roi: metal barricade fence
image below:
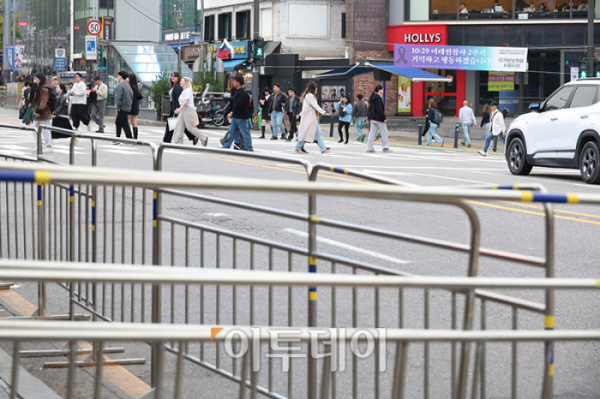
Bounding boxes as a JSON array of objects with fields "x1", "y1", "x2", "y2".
[
  {"x1": 0, "y1": 163, "x2": 597, "y2": 398},
  {"x1": 0, "y1": 124, "x2": 586, "y2": 398},
  {"x1": 0, "y1": 261, "x2": 598, "y2": 399}
]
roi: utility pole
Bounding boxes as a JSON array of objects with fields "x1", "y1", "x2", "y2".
[
  {"x1": 174, "y1": 1, "x2": 183, "y2": 68},
  {"x1": 12, "y1": 0, "x2": 15, "y2": 46},
  {"x1": 252, "y1": 0, "x2": 260, "y2": 119},
  {"x1": 200, "y1": 0, "x2": 204, "y2": 78},
  {"x1": 588, "y1": 0, "x2": 595, "y2": 78},
  {"x1": 70, "y1": 0, "x2": 74, "y2": 70},
  {"x1": 3, "y1": 0, "x2": 11, "y2": 83}
]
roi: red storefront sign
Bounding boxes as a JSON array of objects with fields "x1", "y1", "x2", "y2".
[{"x1": 386, "y1": 25, "x2": 448, "y2": 52}]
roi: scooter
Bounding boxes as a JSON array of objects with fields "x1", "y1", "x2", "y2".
[{"x1": 196, "y1": 84, "x2": 228, "y2": 127}]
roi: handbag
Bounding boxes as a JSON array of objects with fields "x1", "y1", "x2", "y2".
[
  {"x1": 167, "y1": 117, "x2": 178, "y2": 131},
  {"x1": 18, "y1": 106, "x2": 26, "y2": 120}
]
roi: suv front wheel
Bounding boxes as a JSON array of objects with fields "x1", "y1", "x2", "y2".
[
  {"x1": 580, "y1": 141, "x2": 600, "y2": 184},
  {"x1": 507, "y1": 137, "x2": 533, "y2": 176}
]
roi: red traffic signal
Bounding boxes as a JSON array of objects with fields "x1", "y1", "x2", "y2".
[{"x1": 17, "y1": 22, "x2": 28, "y2": 26}]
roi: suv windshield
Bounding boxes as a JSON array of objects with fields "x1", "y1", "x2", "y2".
[{"x1": 545, "y1": 86, "x2": 575, "y2": 111}]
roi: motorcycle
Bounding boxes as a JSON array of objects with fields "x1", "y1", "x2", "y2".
[{"x1": 195, "y1": 84, "x2": 228, "y2": 128}]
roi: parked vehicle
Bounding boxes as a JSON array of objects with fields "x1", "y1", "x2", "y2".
[
  {"x1": 505, "y1": 79, "x2": 600, "y2": 184},
  {"x1": 195, "y1": 84, "x2": 227, "y2": 127}
]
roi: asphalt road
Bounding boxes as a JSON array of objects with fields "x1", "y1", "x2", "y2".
[{"x1": 0, "y1": 107, "x2": 598, "y2": 399}]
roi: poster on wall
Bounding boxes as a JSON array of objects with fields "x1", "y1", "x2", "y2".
[
  {"x1": 14, "y1": 45, "x2": 23, "y2": 71},
  {"x1": 488, "y1": 72, "x2": 515, "y2": 91},
  {"x1": 397, "y1": 76, "x2": 412, "y2": 113},
  {"x1": 321, "y1": 86, "x2": 330, "y2": 100},
  {"x1": 394, "y1": 44, "x2": 528, "y2": 72}
]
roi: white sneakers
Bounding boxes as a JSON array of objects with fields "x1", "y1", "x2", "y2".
[
  {"x1": 42, "y1": 147, "x2": 53, "y2": 154},
  {"x1": 87, "y1": 124, "x2": 91, "y2": 132},
  {"x1": 478, "y1": 150, "x2": 487, "y2": 157}
]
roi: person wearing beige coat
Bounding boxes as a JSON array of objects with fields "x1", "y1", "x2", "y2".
[{"x1": 295, "y1": 81, "x2": 331, "y2": 154}]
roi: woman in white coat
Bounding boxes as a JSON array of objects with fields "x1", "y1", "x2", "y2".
[{"x1": 295, "y1": 81, "x2": 331, "y2": 154}]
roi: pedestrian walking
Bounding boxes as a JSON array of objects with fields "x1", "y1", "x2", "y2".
[
  {"x1": 268, "y1": 83, "x2": 287, "y2": 140},
  {"x1": 426, "y1": 99, "x2": 444, "y2": 147},
  {"x1": 126, "y1": 74, "x2": 144, "y2": 140},
  {"x1": 222, "y1": 75, "x2": 253, "y2": 151},
  {"x1": 114, "y1": 71, "x2": 134, "y2": 142},
  {"x1": 480, "y1": 103, "x2": 492, "y2": 148},
  {"x1": 335, "y1": 96, "x2": 353, "y2": 144},
  {"x1": 478, "y1": 101, "x2": 506, "y2": 157},
  {"x1": 69, "y1": 72, "x2": 92, "y2": 132},
  {"x1": 173, "y1": 77, "x2": 208, "y2": 146},
  {"x1": 21, "y1": 81, "x2": 35, "y2": 128},
  {"x1": 163, "y1": 72, "x2": 197, "y2": 144},
  {"x1": 286, "y1": 87, "x2": 301, "y2": 141},
  {"x1": 51, "y1": 83, "x2": 75, "y2": 140},
  {"x1": 352, "y1": 94, "x2": 368, "y2": 142},
  {"x1": 366, "y1": 85, "x2": 391, "y2": 153},
  {"x1": 51, "y1": 76, "x2": 59, "y2": 96},
  {"x1": 219, "y1": 83, "x2": 247, "y2": 150},
  {"x1": 295, "y1": 81, "x2": 331, "y2": 154},
  {"x1": 91, "y1": 76, "x2": 107, "y2": 133},
  {"x1": 258, "y1": 87, "x2": 271, "y2": 139},
  {"x1": 459, "y1": 100, "x2": 476, "y2": 148},
  {"x1": 31, "y1": 72, "x2": 54, "y2": 153}
]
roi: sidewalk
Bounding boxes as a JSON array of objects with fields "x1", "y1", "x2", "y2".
[{"x1": 318, "y1": 122, "x2": 506, "y2": 154}]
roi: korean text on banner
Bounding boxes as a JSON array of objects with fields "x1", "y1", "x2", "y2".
[
  {"x1": 4, "y1": 46, "x2": 14, "y2": 71},
  {"x1": 488, "y1": 71, "x2": 515, "y2": 91},
  {"x1": 397, "y1": 76, "x2": 412, "y2": 113},
  {"x1": 394, "y1": 44, "x2": 528, "y2": 72}
]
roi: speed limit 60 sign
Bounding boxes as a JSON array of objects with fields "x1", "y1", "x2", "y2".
[{"x1": 87, "y1": 20, "x2": 102, "y2": 36}]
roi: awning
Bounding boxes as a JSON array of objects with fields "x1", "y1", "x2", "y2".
[
  {"x1": 367, "y1": 63, "x2": 452, "y2": 82},
  {"x1": 264, "y1": 41, "x2": 281, "y2": 57},
  {"x1": 313, "y1": 62, "x2": 451, "y2": 82},
  {"x1": 221, "y1": 58, "x2": 249, "y2": 71}
]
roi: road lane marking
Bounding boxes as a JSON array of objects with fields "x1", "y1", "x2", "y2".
[
  {"x1": 284, "y1": 228, "x2": 410, "y2": 264},
  {"x1": 500, "y1": 201, "x2": 600, "y2": 219}
]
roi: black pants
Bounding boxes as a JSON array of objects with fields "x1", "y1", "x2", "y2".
[
  {"x1": 115, "y1": 110, "x2": 132, "y2": 139},
  {"x1": 163, "y1": 120, "x2": 195, "y2": 143},
  {"x1": 338, "y1": 121, "x2": 350, "y2": 142},
  {"x1": 71, "y1": 104, "x2": 90, "y2": 129},
  {"x1": 288, "y1": 112, "x2": 297, "y2": 137}
]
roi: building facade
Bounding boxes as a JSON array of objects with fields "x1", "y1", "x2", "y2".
[{"x1": 389, "y1": 0, "x2": 599, "y2": 116}]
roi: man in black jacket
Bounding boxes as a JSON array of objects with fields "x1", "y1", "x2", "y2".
[
  {"x1": 286, "y1": 87, "x2": 301, "y2": 141},
  {"x1": 268, "y1": 83, "x2": 287, "y2": 140},
  {"x1": 221, "y1": 75, "x2": 253, "y2": 151},
  {"x1": 366, "y1": 84, "x2": 391, "y2": 153}
]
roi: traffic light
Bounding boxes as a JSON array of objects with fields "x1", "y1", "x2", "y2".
[
  {"x1": 595, "y1": 60, "x2": 600, "y2": 78},
  {"x1": 579, "y1": 60, "x2": 588, "y2": 79},
  {"x1": 252, "y1": 37, "x2": 265, "y2": 60}
]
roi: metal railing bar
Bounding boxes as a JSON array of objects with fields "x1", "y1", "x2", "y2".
[
  {"x1": 0, "y1": 260, "x2": 597, "y2": 290},
  {"x1": 474, "y1": 289, "x2": 545, "y2": 314},
  {"x1": 0, "y1": 321, "x2": 599, "y2": 342}
]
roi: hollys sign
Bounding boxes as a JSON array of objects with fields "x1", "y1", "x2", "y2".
[{"x1": 386, "y1": 24, "x2": 448, "y2": 51}]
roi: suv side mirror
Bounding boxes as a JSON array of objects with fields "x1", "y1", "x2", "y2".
[{"x1": 529, "y1": 103, "x2": 541, "y2": 112}]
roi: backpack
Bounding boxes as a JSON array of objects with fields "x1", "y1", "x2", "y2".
[
  {"x1": 47, "y1": 90, "x2": 56, "y2": 112},
  {"x1": 501, "y1": 108, "x2": 509, "y2": 119},
  {"x1": 433, "y1": 109, "x2": 444, "y2": 124}
]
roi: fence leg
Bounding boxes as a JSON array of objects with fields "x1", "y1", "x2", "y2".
[
  {"x1": 34, "y1": 182, "x2": 47, "y2": 316},
  {"x1": 542, "y1": 202, "x2": 555, "y2": 399},
  {"x1": 307, "y1": 190, "x2": 318, "y2": 399},
  {"x1": 454, "y1": 123, "x2": 459, "y2": 149},
  {"x1": 418, "y1": 123, "x2": 423, "y2": 145}
]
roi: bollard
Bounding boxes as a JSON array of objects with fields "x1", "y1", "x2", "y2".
[
  {"x1": 418, "y1": 123, "x2": 423, "y2": 145},
  {"x1": 329, "y1": 114, "x2": 335, "y2": 138},
  {"x1": 454, "y1": 123, "x2": 459, "y2": 149}
]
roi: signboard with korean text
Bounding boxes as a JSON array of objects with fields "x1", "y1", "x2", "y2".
[
  {"x1": 55, "y1": 49, "x2": 66, "y2": 71},
  {"x1": 85, "y1": 35, "x2": 97, "y2": 60},
  {"x1": 394, "y1": 44, "x2": 528, "y2": 72},
  {"x1": 488, "y1": 71, "x2": 515, "y2": 91},
  {"x1": 397, "y1": 75, "x2": 412, "y2": 113},
  {"x1": 102, "y1": 17, "x2": 114, "y2": 41},
  {"x1": 4, "y1": 45, "x2": 14, "y2": 71},
  {"x1": 53, "y1": 34, "x2": 67, "y2": 43},
  {"x1": 206, "y1": 41, "x2": 249, "y2": 60}
]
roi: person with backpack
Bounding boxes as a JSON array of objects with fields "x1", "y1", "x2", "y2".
[
  {"x1": 459, "y1": 100, "x2": 477, "y2": 148},
  {"x1": 426, "y1": 99, "x2": 444, "y2": 147},
  {"x1": 31, "y1": 73, "x2": 54, "y2": 154},
  {"x1": 69, "y1": 72, "x2": 92, "y2": 132},
  {"x1": 366, "y1": 84, "x2": 391, "y2": 153},
  {"x1": 222, "y1": 75, "x2": 253, "y2": 151},
  {"x1": 478, "y1": 101, "x2": 506, "y2": 157}
]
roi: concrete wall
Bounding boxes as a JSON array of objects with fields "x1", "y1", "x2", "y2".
[{"x1": 115, "y1": 0, "x2": 161, "y2": 42}]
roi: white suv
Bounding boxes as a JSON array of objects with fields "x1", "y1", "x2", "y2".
[{"x1": 506, "y1": 79, "x2": 600, "y2": 183}]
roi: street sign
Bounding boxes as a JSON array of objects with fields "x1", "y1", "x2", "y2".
[
  {"x1": 55, "y1": 49, "x2": 66, "y2": 71},
  {"x1": 87, "y1": 20, "x2": 102, "y2": 36},
  {"x1": 53, "y1": 34, "x2": 67, "y2": 43},
  {"x1": 85, "y1": 36, "x2": 97, "y2": 60}
]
